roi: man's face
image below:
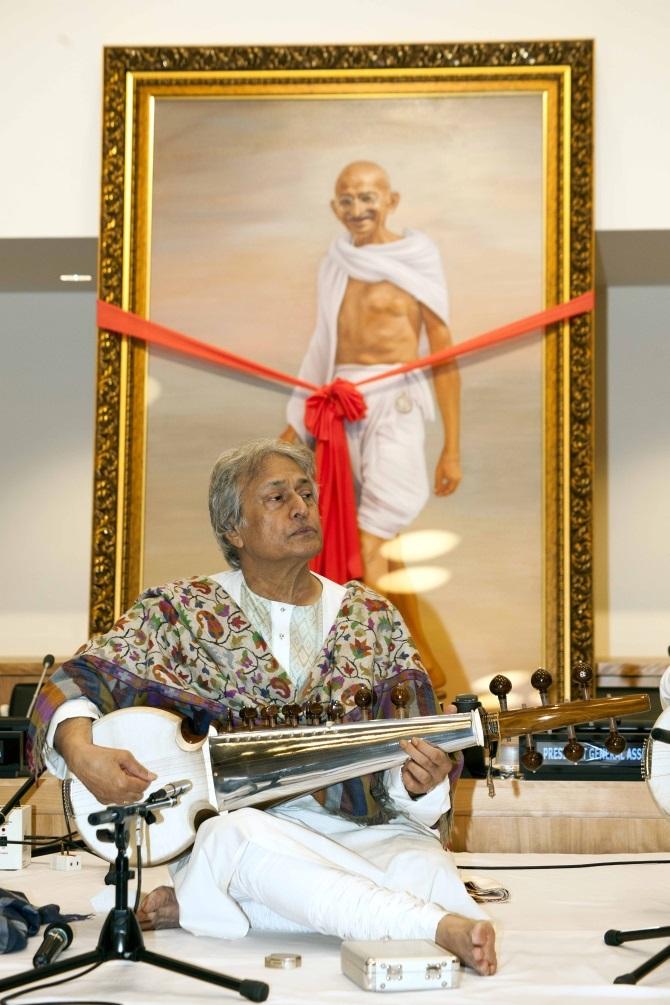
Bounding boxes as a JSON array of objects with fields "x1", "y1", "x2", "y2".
[
  {"x1": 331, "y1": 165, "x2": 399, "y2": 246},
  {"x1": 227, "y1": 455, "x2": 323, "y2": 568}
]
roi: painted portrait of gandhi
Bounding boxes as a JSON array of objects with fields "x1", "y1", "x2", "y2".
[
  {"x1": 144, "y1": 92, "x2": 545, "y2": 693},
  {"x1": 282, "y1": 161, "x2": 461, "y2": 688}
]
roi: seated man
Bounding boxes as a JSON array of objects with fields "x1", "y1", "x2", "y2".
[{"x1": 28, "y1": 438, "x2": 496, "y2": 977}]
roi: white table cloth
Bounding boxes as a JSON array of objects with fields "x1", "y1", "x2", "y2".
[{"x1": 0, "y1": 852, "x2": 668, "y2": 1003}]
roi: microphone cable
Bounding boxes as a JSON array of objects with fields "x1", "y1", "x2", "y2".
[
  {"x1": 457, "y1": 858, "x2": 670, "y2": 870},
  {"x1": 0, "y1": 961, "x2": 122, "y2": 1005},
  {"x1": 0, "y1": 834, "x2": 85, "y2": 857}
]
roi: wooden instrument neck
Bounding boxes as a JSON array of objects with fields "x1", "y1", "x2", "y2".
[{"x1": 491, "y1": 694, "x2": 649, "y2": 741}]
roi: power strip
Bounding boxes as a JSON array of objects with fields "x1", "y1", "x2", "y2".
[
  {"x1": 52, "y1": 853, "x2": 82, "y2": 872},
  {"x1": 0, "y1": 806, "x2": 31, "y2": 870}
]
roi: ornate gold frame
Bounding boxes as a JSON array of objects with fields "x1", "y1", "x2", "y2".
[{"x1": 93, "y1": 41, "x2": 593, "y2": 700}]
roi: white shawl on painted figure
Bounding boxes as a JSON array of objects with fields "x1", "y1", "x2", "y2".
[{"x1": 286, "y1": 229, "x2": 450, "y2": 440}]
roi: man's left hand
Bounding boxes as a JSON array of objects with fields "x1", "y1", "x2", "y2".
[
  {"x1": 434, "y1": 452, "x2": 461, "y2": 496},
  {"x1": 399, "y1": 737, "x2": 451, "y2": 796}
]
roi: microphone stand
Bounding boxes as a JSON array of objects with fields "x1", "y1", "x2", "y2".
[
  {"x1": 606, "y1": 697, "x2": 670, "y2": 984},
  {"x1": 0, "y1": 793, "x2": 269, "y2": 1002},
  {"x1": 605, "y1": 925, "x2": 670, "y2": 985}
]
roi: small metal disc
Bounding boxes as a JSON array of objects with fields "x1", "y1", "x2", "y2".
[{"x1": 264, "y1": 953, "x2": 302, "y2": 969}]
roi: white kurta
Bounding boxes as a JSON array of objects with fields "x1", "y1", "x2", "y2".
[
  {"x1": 45, "y1": 570, "x2": 485, "y2": 940},
  {"x1": 169, "y1": 571, "x2": 486, "y2": 941}
]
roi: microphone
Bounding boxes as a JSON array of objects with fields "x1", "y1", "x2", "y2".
[
  {"x1": 32, "y1": 921, "x2": 73, "y2": 968},
  {"x1": 0, "y1": 654, "x2": 54, "y2": 817},
  {"x1": 147, "y1": 780, "x2": 193, "y2": 803},
  {"x1": 88, "y1": 805, "x2": 126, "y2": 826},
  {"x1": 26, "y1": 654, "x2": 55, "y2": 720},
  {"x1": 88, "y1": 780, "x2": 193, "y2": 825},
  {"x1": 651, "y1": 726, "x2": 670, "y2": 745}
]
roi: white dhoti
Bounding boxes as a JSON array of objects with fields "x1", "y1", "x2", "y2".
[
  {"x1": 336, "y1": 364, "x2": 434, "y2": 540},
  {"x1": 171, "y1": 797, "x2": 488, "y2": 941}
]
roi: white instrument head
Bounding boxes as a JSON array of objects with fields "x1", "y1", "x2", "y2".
[
  {"x1": 643, "y1": 706, "x2": 670, "y2": 816},
  {"x1": 64, "y1": 707, "x2": 218, "y2": 865}
]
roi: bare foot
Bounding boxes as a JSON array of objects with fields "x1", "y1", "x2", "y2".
[
  {"x1": 136, "y1": 885, "x2": 180, "y2": 931},
  {"x1": 435, "y1": 914, "x2": 497, "y2": 976}
]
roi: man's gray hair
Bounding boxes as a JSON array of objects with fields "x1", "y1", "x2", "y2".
[{"x1": 209, "y1": 438, "x2": 317, "y2": 569}]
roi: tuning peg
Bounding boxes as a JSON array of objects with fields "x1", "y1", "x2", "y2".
[
  {"x1": 518, "y1": 703, "x2": 543, "y2": 772},
  {"x1": 259, "y1": 704, "x2": 280, "y2": 728},
  {"x1": 390, "y1": 684, "x2": 410, "y2": 719},
  {"x1": 283, "y1": 703, "x2": 302, "y2": 727},
  {"x1": 563, "y1": 725, "x2": 585, "y2": 762},
  {"x1": 239, "y1": 706, "x2": 257, "y2": 730},
  {"x1": 306, "y1": 699, "x2": 324, "y2": 725},
  {"x1": 354, "y1": 685, "x2": 374, "y2": 721},
  {"x1": 530, "y1": 668, "x2": 553, "y2": 706},
  {"x1": 326, "y1": 700, "x2": 345, "y2": 723},
  {"x1": 489, "y1": 674, "x2": 512, "y2": 712},
  {"x1": 600, "y1": 691, "x2": 627, "y2": 755},
  {"x1": 605, "y1": 728, "x2": 626, "y2": 755},
  {"x1": 223, "y1": 709, "x2": 235, "y2": 733},
  {"x1": 521, "y1": 744, "x2": 544, "y2": 772},
  {"x1": 571, "y1": 661, "x2": 593, "y2": 700}
]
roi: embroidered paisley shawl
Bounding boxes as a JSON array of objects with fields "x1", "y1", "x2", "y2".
[{"x1": 28, "y1": 577, "x2": 456, "y2": 824}]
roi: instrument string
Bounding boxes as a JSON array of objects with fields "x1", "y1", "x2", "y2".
[{"x1": 71, "y1": 755, "x2": 209, "y2": 813}]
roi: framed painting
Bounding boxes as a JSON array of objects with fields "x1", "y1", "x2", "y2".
[{"x1": 93, "y1": 41, "x2": 594, "y2": 703}]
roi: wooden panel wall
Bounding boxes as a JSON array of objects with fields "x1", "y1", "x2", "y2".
[
  {"x1": 0, "y1": 660, "x2": 44, "y2": 708},
  {"x1": 451, "y1": 779, "x2": 670, "y2": 853}
]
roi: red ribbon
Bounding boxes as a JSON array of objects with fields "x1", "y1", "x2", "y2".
[
  {"x1": 304, "y1": 379, "x2": 368, "y2": 582},
  {"x1": 358, "y1": 290, "x2": 595, "y2": 385},
  {"x1": 97, "y1": 301, "x2": 317, "y2": 392},
  {"x1": 97, "y1": 291, "x2": 594, "y2": 584}
]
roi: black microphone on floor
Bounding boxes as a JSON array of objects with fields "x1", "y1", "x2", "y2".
[
  {"x1": 651, "y1": 727, "x2": 670, "y2": 745},
  {"x1": 32, "y1": 921, "x2": 73, "y2": 968}
]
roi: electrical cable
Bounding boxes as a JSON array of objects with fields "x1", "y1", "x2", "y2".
[
  {"x1": 0, "y1": 835, "x2": 85, "y2": 858},
  {"x1": 61, "y1": 782, "x2": 80, "y2": 850},
  {"x1": 133, "y1": 843, "x2": 143, "y2": 913},
  {"x1": 457, "y1": 858, "x2": 670, "y2": 870},
  {"x1": 0, "y1": 961, "x2": 121, "y2": 1005}
]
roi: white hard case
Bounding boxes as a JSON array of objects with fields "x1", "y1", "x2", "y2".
[{"x1": 341, "y1": 939, "x2": 460, "y2": 992}]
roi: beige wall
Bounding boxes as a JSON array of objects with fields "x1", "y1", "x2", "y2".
[
  {"x1": 593, "y1": 285, "x2": 670, "y2": 659},
  {"x1": 1, "y1": 2, "x2": 669, "y2": 667},
  {"x1": 1, "y1": 0, "x2": 669, "y2": 237}
]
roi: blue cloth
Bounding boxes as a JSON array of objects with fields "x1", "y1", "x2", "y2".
[{"x1": 0, "y1": 889, "x2": 87, "y2": 954}]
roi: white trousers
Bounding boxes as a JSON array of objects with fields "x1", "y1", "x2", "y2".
[{"x1": 170, "y1": 796, "x2": 488, "y2": 941}]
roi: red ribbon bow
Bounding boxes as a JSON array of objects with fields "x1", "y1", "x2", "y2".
[{"x1": 305, "y1": 379, "x2": 367, "y2": 583}]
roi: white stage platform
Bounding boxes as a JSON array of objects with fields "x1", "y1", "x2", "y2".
[{"x1": 0, "y1": 852, "x2": 668, "y2": 1003}]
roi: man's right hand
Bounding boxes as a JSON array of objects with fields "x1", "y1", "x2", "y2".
[
  {"x1": 70, "y1": 743, "x2": 157, "y2": 806},
  {"x1": 55, "y1": 717, "x2": 156, "y2": 805}
]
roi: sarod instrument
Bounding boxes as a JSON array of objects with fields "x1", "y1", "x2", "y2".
[
  {"x1": 64, "y1": 687, "x2": 650, "y2": 865},
  {"x1": 642, "y1": 705, "x2": 670, "y2": 815}
]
